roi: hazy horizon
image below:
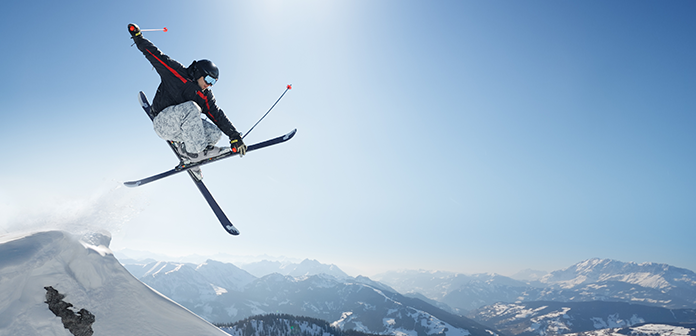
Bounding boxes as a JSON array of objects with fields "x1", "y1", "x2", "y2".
[{"x1": 110, "y1": 244, "x2": 695, "y2": 279}]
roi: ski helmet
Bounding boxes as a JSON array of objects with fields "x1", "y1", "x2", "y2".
[{"x1": 190, "y1": 59, "x2": 219, "y2": 80}]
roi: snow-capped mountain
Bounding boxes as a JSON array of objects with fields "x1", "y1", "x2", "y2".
[
  {"x1": 240, "y1": 258, "x2": 350, "y2": 279},
  {"x1": 375, "y1": 259, "x2": 696, "y2": 312},
  {"x1": 540, "y1": 258, "x2": 696, "y2": 293},
  {"x1": 0, "y1": 231, "x2": 227, "y2": 336},
  {"x1": 124, "y1": 259, "x2": 257, "y2": 303},
  {"x1": 196, "y1": 260, "x2": 258, "y2": 292},
  {"x1": 468, "y1": 301, "x2": 696, "y2": 336},
  {"x1": 516, "y1": 259, "x2": 696, "y2": 309}
]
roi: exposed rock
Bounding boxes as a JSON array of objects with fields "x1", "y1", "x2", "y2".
[{"x1": 44, "y1": 286, "x2": 95, "y2": 336}]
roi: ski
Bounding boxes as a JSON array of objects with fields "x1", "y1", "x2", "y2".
[{"x1": 124, "y1": 128, "x2": 296, "y2": 187}]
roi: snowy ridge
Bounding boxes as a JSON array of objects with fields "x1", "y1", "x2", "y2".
[{"x1": 0, "y1": 230, "x2": 226, "y2": 336}]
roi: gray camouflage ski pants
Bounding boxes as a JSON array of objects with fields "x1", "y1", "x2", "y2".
[{"x1": 152, "y1": 101, "x2": 222, "y2": 153}]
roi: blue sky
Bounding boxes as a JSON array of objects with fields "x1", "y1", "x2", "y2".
[{"x1": 0, "y1": 0, "x2": 694, "y2": 276}]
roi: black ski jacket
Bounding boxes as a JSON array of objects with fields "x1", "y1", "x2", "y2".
[{"x1": 133, "y1": 36, "x2": 239, "y2": 138}]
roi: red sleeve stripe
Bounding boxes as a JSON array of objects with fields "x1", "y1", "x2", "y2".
[
  {"x1": 196, "y1": 91, "x2": 215, "y2": 121},
  {"x1": 146, "y1": 49, "x2": 188, "y2": 83}
]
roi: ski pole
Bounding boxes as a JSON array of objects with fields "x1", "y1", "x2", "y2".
[
  {"x1": 243, "y1": 84, "x2": 292, "y2": 139},
  {"x1": 141, "y1": 27, "x2": 168, "y2": 32}
]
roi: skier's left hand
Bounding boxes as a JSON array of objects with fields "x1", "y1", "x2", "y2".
[{"x1": 230, "y1": 133, "x2": 247, "y2": 157}]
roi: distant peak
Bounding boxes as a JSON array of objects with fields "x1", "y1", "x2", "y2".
[{"x1": 300, "y1": 258, "x2": 321, "y2": 264}]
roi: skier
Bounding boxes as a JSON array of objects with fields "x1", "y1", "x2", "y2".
[{"x1": 127, "y1": 23, "x2": 246, "y2": 179}]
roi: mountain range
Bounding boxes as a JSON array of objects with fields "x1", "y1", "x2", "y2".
[
  {"x1": 116, "y1": 254, "x2": 696, "y2": 336},
  {"x1": 374, "y1": 258, "x2": 696, "y2": 313},
  {"x1": 123, "y1": 257, "x2": 496, "y2": 336},
  {"x1": 240, "y1": 258, "x2": 351, "y2": 279}
]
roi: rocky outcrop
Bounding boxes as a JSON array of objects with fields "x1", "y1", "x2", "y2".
[{"x1": 44, "y1": 286, "x2": 95, "y2": 336}]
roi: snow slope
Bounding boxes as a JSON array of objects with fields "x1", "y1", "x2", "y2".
[{"x1": 0, "y1": 230, "x2": 227, "y2": 336}]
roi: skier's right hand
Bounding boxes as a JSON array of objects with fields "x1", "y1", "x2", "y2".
[
  {"x1": 230, "y1": 133, "x2": 247, "y2": 157},
  {"x1": 128, "y1": 23, "x2": 142, "y2": 38}
]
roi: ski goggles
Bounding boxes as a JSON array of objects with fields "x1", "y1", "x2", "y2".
[{"x1": 204, "y1": 75, "x2": 217, "y2": 86}]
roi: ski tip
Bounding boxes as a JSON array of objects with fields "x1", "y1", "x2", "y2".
[
  {"x1": 123, "y1": 181, "x2": 141, "y2": 188},
  {"x1": 284, "y1": 129, "x2": 297, "y2": 141},
  {"x1": 225, "y1": 224, "x2": 240, "y2": 236}
]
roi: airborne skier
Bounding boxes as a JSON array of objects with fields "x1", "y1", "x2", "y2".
[{"x1": 127, "y1": 23, "x2": 246, "y2": 180}]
